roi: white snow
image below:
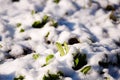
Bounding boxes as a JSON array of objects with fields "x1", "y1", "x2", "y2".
[{"x1": 0, "y1": 0, "x2": 120, "y2": 80}]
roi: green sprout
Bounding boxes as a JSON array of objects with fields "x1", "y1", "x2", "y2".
[
  {"x1": 31, "y1": 10, "x2": 36, "y2": 15},
  {"x1": 74, "y1": 58, "x2": 79, "y2": 67},
  {"x1": 32, "y1": 21, "x2": 41, "y2": 28},
  {"x1": 72, "y1": 53, "x2": 87, "y2": 70},
  {"x1": 14, "y1": 75, "x2": 25, "y2": 80},
  {"x1": 16, "y1": 23, "x2": 21, "y2": 27},
  {"x1": 32, "y1": 53, "x2": 40, "y2": 60},
  {"x1": 46, "y1": 54, "x2": 54, "y2": 64},
  {"x1": 20, "y1": 28, "x2": 25, "y2": 33},
  {"x1": 80, "y1": 65, "x2": 91, "y2": 75},
  {"x1": 56, "y1": 42, "x2": 65, "y2": 56},
  {"x1": 42, "y1": 15, "x2": 49, "y2": 24},
  {"x1": 63, "y1": 42, "x2": 69, "y2": 54},
  {"x1": 56, "y1": 42, "x2": 69, "y2": 56},
  {"x1": 50, "y1": 20, "x2": 58, "y2": 28},
  {"x1": 45, "y1": 32, "x2": 50, "y2": 38},
  {"x1": 32, "y1": 15, "x2": 49, "y2": 28},
  {"x1": 42, "y1": 54, "x2": 54, "y2": 67},
  {"x1": 45, "y1": 32, "x2": 51, "y2": 44},
  {"x1": 53, "y1": 0, "x2": 60, "y2": 4},
  {"x1": 43, "y1": 71, "x2": 63, "y2": 80}
]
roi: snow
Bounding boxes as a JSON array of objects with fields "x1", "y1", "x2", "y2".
[
  {"x1": 9, "y1": 44, "x2": 24, "y2": 57},
  {"x1": 0, "y1": 0, "x2": 120, "y2": 80}
]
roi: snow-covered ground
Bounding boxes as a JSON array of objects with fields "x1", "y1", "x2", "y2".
[{"x1": 0, "y1": 0, "x2": 120, "y2": 80}]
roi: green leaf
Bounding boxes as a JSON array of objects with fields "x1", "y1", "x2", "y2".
[
  {"x1": 32, "y1": 15, "x2": 49, "y2": 28},
  {"x1": 74, "y1": 58, "x2": 79, "y2": 66},
  {"x1": 45, "y1": 32, "x2": 50, "y2": 38},
  {"x1": 42, "y1": 64, "x2": 47, "y2": 67},
  {"x1": 45, "y1": 32, "x2": 50, "y2": 44},
  {"x1": 46, "y1": 54, "x2": 54, "y2": 64},
  {"x1": 72, "y1": 53, "x2": 87, "y2": 70},
  {"x1": 63, "y1": 42, "x2": 69, "y2": 54},
  {"x1": 20, "y1": 28, "x2": 25, "y2": 33},
  {"x1": 16, "y1": 23, "x2": 21, "y2": 27},
  {"x1": 42, "y1": 15, "x2": 49, "y2": 23},
  {"x1": 14, "y1": 75, "x2": 25, "y2": 80},
  {"x1": 42, "y1": 54, "x2": 54, "y2": 67},
  {"x1": 56, "y1": 42, "x2": 65, "y2": 56},
  {"x1": 80, "y1": 66, "x2": 91, "y2": 75},
  {"x1": 32, "y1": 21, "x2": 42, "y2": 28},
  {"x1": 42, "y1": 71, "x2": 62, "y2": 80},
  {"x1": 31, "y1": 10, "x2": 35, "y2": 15},
  {"x1": 53, "y1": 0, "x2": 60, "y2": 4},
  {"x1": 50, "y1": 20, "x2": 58, "y2": 28},
  {"x1": 32, "y1": 53, "x2": 40, "y2": 60}
]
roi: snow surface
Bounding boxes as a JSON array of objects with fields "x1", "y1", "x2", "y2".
[{"x1": 0, "y1": 0, "x2": 120, "y2": 80}]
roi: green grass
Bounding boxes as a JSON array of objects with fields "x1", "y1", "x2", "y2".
[
  {"x1": 43, "y1": 71, "x2": 63, "y2": 80},
  {"x1": 56, "y1": 42, "x2": 69, "y2": 56},
  {"x1": 63, "y1": 42, "x2": 69, "y2": 54},
  {"x1": 14, "y1": 75, "x2": 25, "y2": 80},
  {"x1": 42, "y1": 54, "x2": 54, "y2": 67},
  {"x1": 32, "y1": 53, "x2": 40, "y2": 60},
  {"x1": 45, "y1": 32, "x2": 50, "y2": 38},
  {"x1": 46, "y1": 54, "x2": 54, "y2": 64},
  {"x1": 56, "y1": 42, "x2": 65, "y2": 56},
  {"x1": 20, "y1": 28, "x2": 25, "y2": 33},
  {"x1": 72, "y1": 53, "x2": 87, "y2": 70},
  {"x1": 32, "y1": 15, "x2": 49, "y2": 28},
  {"x1": 50, "y1": 20, "x2": 58, "y2": 28},
  {"x1": 80, "y1": 65, "x2": 91, "y2": 75}
]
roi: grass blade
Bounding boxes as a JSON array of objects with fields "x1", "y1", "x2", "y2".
[
  {"x1": 80, "y1": 66, "x2": 91, "y2": 75},
  {"x1": 63, "y1": 42, "x2": 69, "y2": 54},
  {"x1": 46, "y1": 54, "x2": 54, "y2": 64},
  {"x1": 56, "y1": 42, "x2": 65, "y2": 56}
]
